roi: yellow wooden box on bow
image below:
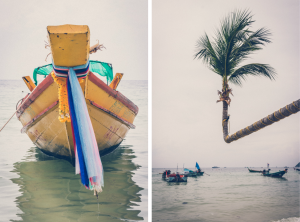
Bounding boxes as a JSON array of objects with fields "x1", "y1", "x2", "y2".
[{"x1": 47, "y1": 24, "x2": 90, "y2": 67}]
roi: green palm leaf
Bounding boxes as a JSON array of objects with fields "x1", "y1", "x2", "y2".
[
  {"x1": 195, "y1": 9, "x2": 276, "y2": 85},
  {"x1": 229, "y1": 63, "x2": 276, "y2": 86}
]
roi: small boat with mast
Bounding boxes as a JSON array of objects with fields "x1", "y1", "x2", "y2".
[
  {"x1": 248, "y1": 163, "x2": 271, "y2": 173},
  {"x1": 262, "y1": 169, "x2": 287, "y2": 178},
  {"x1": 162, "y1": 170, "x2": 187, "y2": 182}
]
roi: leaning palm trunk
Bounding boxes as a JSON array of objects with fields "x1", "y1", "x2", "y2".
[{"x1": 222, "y1": 99, "x2": 300, "y2": 143}]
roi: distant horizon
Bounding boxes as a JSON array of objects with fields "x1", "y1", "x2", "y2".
[{"x1": 153, "y1": 165, "x2": 296, "y2": 169}]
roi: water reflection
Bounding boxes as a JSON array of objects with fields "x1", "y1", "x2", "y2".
[{"x1": 11, "y1": 146, "x2": 143, "y2": 222}]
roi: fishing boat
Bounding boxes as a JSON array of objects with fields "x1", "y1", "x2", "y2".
[
  {"x1": 195, "y1": 162, "x2": 204, "y2": 176},
  {"x1": 183, "y1": 168, "x2": 197, "y2": 177},
  {"x1": 212, "y1": 166, "x2": 220, "y2": 168},
  {"x1": 262, "y1": 169, "x2": 287, "y2": 178},
  {"x1": 166, "y1": 173, "x2": 187, "y2": 182},
  {"x1": 248, "y1": 168, "x2": 270, "y2": 173},
  {"x1": 16, "y1": 25, "x2": 138, "y2": 163}
]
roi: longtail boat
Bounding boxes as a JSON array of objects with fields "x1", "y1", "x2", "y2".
[
  {"x1": 248, "y1": 168, "x2": 270, "y2": 173},
  {"x1": 183, "y1": 168, "x2": 197, "y2": 177},
  {"x1": 16, "y1": 25, "x2": 138, "y2": 163},
  {"x1": 166, "y1": 173, "x2": 187, "y2": 182},
  {"x1": 262, "y1": 169, "x2": 287, "y2": 178}
]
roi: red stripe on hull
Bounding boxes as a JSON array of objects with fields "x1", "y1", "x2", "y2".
[{"x1": 88, "y1": 72, "x2": 139, "y2": 115}]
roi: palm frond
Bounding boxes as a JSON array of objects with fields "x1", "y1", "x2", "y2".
[
  {"x1": 215, "y1": 9, "x2": 254, "y2": 76},
  {"x1": 195, "y1": 33, "x2": 223, "y2": 76},
  {"x1": 230, "y1": 27, "x2": 272, "y2": 67},
  {"x1": 195, "y1": 9, "x2": 276, "y2": 83},
  {"x1": 228, "y1": 63, "x2": 276, "y2": 86}
]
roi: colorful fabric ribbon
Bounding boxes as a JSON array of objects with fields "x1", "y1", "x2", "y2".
[
  {"x1": 55, "y1": 61, "x2": 104, "y2": 193},
  {"x1": 53, "y1": 62, "x2": 90, "y2": 78}
]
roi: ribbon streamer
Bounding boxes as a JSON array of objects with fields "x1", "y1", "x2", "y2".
[{"x1": 59, "y1": 63, "x2": 104, "y2": 193}]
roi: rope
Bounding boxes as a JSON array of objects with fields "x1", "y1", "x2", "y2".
[{"x1": 0, "y1": 110, "x2": 18, "y2": 132}]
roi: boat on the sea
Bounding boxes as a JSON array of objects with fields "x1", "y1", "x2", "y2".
[
  {"x1": 248, "y1": 168, "x2": 271, "y2": 173},
  {"x1": 262, "y1": 169, "x2": 287, "y2": 178},
  {"x1": 212, "y1": 166, "x2": 219, "y2": 168},
  {"x1": 161, "y1": 170, "x2": 187, "y2": 182},
  {"x1": 16, "y1": 25, "x2": 138, "y2": 163},
  {"x1": 183, "y1": 168, "x2": 197, "y2": 177},
  {"x1": 166, "y1": 173, "x2": 188, "y2": 182}
]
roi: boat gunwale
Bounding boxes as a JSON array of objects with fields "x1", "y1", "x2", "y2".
[
  {"x1": 88, "y1": 100, "x2": 136, "y2": 129},
  {"x1": 16, "y1": 74, "x2": 54, "y2": 118},
  {"x1": 88, "y1": 72, "x2": 139, "y2": 115},
  {"x1": 17, "y1": 72, "x2": 139, "y2": 120}
]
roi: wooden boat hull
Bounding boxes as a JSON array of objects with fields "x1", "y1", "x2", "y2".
[
  {"x1": 196, "y1": 171, "x2": 204, "y2": 176},
  {"x1": 184, "y1": 172, "x2": 197, "y2": 177},
  {"x1": 166, "y1": 176, "x2": 187, "y2": 182},
  {"x1": 17, "y1": 72, "x2": 138, "y2": 162},
  {"x1": 248, "y1": 168, "x2": 270, "y2": 173}
]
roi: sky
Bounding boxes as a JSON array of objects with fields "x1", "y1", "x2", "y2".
[
  {"x1": 0, "y1": 0, "x2": 148, "y2": 81},
  {"x1": 152, "y1": 0, "x2": 299, "y2": 168}
]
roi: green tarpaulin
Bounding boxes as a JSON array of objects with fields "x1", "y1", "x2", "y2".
[{"x1": 33, "y1": 60, "x2": 113, "y2": 85}]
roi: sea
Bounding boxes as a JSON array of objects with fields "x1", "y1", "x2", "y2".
[
  {"x1": 153, "y1": 167, "x2": 300, "y2": 222},
  {"x1": 0, "y1": 79, "x2": 148, "y2": 222}
]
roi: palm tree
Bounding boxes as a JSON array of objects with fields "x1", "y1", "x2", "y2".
[{"x1": 195, "y1": 9, "x2": 280, "y2": 142}]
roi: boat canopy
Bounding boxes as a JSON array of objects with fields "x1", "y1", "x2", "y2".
[{"x1": 33, "y1": 60, "x2": 113, "y2": 85}]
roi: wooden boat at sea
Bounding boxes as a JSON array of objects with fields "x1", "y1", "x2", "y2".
[
  {"x1": 162, "y1": 170, "x2": 187, "y2": 182},
  {"x1": 212, "y1": 166, "x2": 219, "y2": 168},
  {"x1": 16, "y1": 25, "x2": 138, "y2": 163},
  {"x1": 183, "y1": 168, "x2": 204, "y2": 177},
  {"x1": 183, "y1": 168, "x2": 197, "y2": 177},
  {"x1": 262, "y1": 169, "x2": 287, "y2": 178},
  {"x1": 248, "y1": 168, "x2": 270, "y2": 173}
]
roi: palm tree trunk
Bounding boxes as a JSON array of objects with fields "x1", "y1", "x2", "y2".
[
  {"x1": 222, "y1": 101, "x2": 229, "y2": 140},
  {"x1": 223, "y1": 99, "x2": 300, "y2": 143}
]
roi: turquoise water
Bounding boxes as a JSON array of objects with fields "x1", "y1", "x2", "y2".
[
  {"x1": 153, "y1": 167, "x2": 299, "y2": 222},
  {"x1": 0, "y1": 80, "x2": 148, "y2": 222}
]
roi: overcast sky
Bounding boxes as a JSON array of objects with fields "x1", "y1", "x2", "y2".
[
  {"x1": 153, "y1": 0, "x2": 299, "y2": 168},
  {"x1": 0, "y1": 0, "x2": 148, "y2": 81}
]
